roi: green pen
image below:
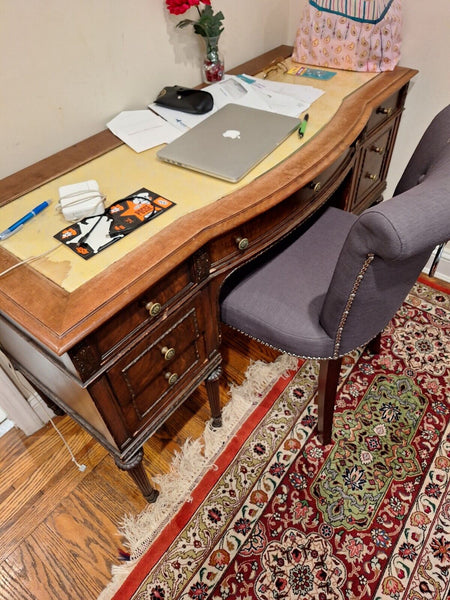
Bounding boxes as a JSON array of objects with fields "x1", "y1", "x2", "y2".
[{"x1": 298, "y1": 113, "x2": 309, "y2": 138}]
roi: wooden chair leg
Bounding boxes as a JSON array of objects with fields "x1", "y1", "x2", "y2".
[
  {"x1": 429, "y1": 242, "x2": 446, "y2": 277},
  {"x1": 316, "y1": 357, "x2": 342, "y2": 445},
  {"x1": 367, "y1": 331, "x2": 382, "y2": 355}
]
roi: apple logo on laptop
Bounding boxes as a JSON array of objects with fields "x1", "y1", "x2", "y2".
[{"x1": 222, "y1": 129, "x2": 241, "y2": 140}]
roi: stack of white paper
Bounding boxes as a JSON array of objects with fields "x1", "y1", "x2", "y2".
[
  {"x1": 107, "y1": 75, "x2": 324, "y2": 152},
  {"x1": 150, "y1": 75, "x2": 324, "y2": 132}
]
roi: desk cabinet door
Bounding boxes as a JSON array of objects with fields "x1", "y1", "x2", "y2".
[
  {"x1": 355, "y1": 129, "x2": 392, "y2": 204},
  {"x1": 365, "y1": 91, "x2": 403, "y2": 133},
  {"x1": 105, "y1": 305, "x2": 207, "y2": 435},
  {"x1": 348, "y1": 124, "x2": 397, "y2": 214}
]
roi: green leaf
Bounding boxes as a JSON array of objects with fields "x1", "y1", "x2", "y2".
[
  {"x1": 176, "y1": 18, "x2": 195, "y2": 29},
  {"x1": 193, "y1": 5, "x2": 224, "y2": 37},
  {"x1": 174, "y1": 5, "x2": 225, "y2": 38}
]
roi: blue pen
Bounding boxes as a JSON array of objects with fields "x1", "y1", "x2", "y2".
[
  {"x1": 175, "y1": 118, "x2": 188, "y2": 129},
  {"x1": 0, "y1": 200, "x2": 50, "y2": 241}
]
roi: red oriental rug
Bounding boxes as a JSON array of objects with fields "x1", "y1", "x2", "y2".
[{"x1": 107, "y1": 277, "x2": 450, "y2": 600}]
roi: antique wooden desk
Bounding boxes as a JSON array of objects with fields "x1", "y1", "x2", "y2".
[{"x1": 0, "y1": 46, "x2": 417, "y2": 501}]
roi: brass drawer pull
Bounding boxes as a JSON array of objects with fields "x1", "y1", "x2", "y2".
[
  {"x1": 309, "y1": 181, "x2": 322, "y2": 193},
  {"x1": 165, "y1": 372, "x2": 178, "y2": 386},
  {"x1": 372, "y1": 146, "x2": 385, "y2": 154},
  {"x1": 377, "y1": 106, "x2": 393, "y2": 116},
  {"x1": 366, "y1": 173, "x2": 378, "y2": 181},
  {"x1": 236, "y1": 237, "x2": 249, "y2": 251},
  {"x1": 161, "y1": 346, "x2": 175, "y2": 361},
  {"x1": 145, "y1": 301, "x2": 162, "y2": 317}
]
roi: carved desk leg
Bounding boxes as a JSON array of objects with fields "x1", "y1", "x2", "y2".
[
  {"x1": 205, "y1": 365, "x2": 223, "y2": 428},
  {"x1": 115, "y1": 448, "x2": 159, "y2": 503}
]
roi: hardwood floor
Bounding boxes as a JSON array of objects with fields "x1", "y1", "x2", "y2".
[{"x1": 0, "y1": 326, "x2": 280, "y2": 600}]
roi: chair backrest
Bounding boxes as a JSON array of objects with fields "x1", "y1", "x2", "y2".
[
  {"x1": 395, "y1": 104, "x2": 450, "y2": 195},
  {"x1": 319, "y1": 105, "x2": 450, "y2": 357}
]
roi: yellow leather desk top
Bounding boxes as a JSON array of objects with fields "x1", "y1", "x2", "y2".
[{"x1": 0, "y1": 61, "x2": 375, "y2": 293}]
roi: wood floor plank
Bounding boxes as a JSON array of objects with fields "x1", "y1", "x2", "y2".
[
  {"x1": 0, "y1": 433, "x2": 107, "y2": 563},
  {"x1": 78, "y1": 456, "x2": 148, "y2": 515},
  {"x1": 0, "y1": 417, "x2": 101, "y2": 496},
  {"x1": 44, "y1": 495, "x2": 122, "y2": 592},
  {"x1": 1, "y1": 416, "x2": 85, "y2": 465},
  {"x1": 0, "y1": 315, "x2": 334, "y2": 598},
  {"x1": 0, "y1": 523, "x2": 101, "y2": 600}
]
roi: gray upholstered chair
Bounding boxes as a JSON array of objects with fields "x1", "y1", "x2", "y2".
[{"x1": 221, "y1": 104, "x2": 450, "y2": 445}]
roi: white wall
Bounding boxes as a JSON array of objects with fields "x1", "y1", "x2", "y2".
[
  {"x1": 382, "y1": 0, "x2": 450, "y2": 197},
  {"x1": 0, "y1": 0, "x2": 289, "y2": 179},
  {"x1": 1, "y1": 0, "x2": 449, "y2": 196}
]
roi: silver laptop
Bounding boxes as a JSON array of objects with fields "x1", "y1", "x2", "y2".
[{"x1": 157, "y1": 104, "x2": 300, "y2": 182}]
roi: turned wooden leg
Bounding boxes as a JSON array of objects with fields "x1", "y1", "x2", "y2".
[
  {"x1": 367, "y1": 331, "x2": 382, "y2": 355},
  {"x1": 429, "y1": 242, "x2": 445, "y2": 277},
  {"x1": 316, "y1": 357, "x2": 342, "y2": 446},
  {"x1": 205, "y1": 366, "x2": 223, "y2": 428},
  {"x1": 115, "y1": 448, "x2": 159, "y2": 503}
]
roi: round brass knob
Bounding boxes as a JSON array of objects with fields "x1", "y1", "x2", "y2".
[
  {"x1": 367, "y1": 173, "x2": 378, "y2": 181},
  {"x1": 165, "y1": 372, "x2": 178, "y2": 386},
  {"x1": 161, "y1": 346, "x2": 175, "y2": 361},
  {"x1": 377, "y1": 106, "x2": 393, "y2": 116},
  {"x1": 372, "y1": 146, "x2": 385, "y2": 154},
  {"x1": 145, "y1": 301, "x2": 161, "y2": 317},
  {"x1": 236, "y1": 237, "x2": 249, "y2": 251},
  {"x1": 309, "y1": 182, "x2": 322, "y2": 193}
]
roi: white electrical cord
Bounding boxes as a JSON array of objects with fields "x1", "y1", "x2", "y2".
[
  {"x1": 57, "y1": 190, "x2": 105, "y2": 221},
  {"x1": 47, "y1": 417, "x2": 87, "y2": 472},
  {"x1": 0, "y1": 244, "x2": 60, "y2": 278},
  {"x1": 39, "y1": 399, "x2": 87, "y2": 472}
]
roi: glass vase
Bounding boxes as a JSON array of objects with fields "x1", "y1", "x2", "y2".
[{"x1": 201, "y1": 35, "x2": 224, "y2": 84}]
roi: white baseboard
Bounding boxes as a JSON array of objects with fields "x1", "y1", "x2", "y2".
[{"x1": 423, "y1": 244, "x2": 450, "y2": 283}]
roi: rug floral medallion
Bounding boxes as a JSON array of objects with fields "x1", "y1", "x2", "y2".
[{"x1": 121, "y1": 281, "x2": 450, "y2": 600}]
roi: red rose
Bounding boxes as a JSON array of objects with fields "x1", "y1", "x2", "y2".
[
  {"x1": 166, "y1": 0, "x2": 199, "y2": 16},
  {"x1": 165, "y1": 0, "x2": 210, "y2": 16}
]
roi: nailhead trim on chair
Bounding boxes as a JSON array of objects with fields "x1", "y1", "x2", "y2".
[
  {"x1": 225, "y1": 320, "x2": 382, "y2": 362},
  {"x1": 224, "y1": 253, "x2": 378, "y2": 360},
  {"x1": 332, "y1": 253, "x2": 375, "y2": 358}
]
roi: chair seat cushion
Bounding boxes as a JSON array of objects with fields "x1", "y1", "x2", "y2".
[{"x1": 221, "y1": 207, "x2": 357, "y2": 357}]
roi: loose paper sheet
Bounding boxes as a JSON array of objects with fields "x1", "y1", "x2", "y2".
[{"x1": 107, "y1": 110, "x2": 180, "y2": 152}]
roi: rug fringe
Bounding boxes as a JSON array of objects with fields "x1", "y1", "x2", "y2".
[
  {"x1": 203, "y1": 354, "x2": 299, "y2": 457},
  {"x1": 98, "y1": 353, "x2": 298, "y2": 600}
]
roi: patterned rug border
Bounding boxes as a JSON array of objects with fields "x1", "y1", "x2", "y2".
[
  {"x1": 127, "y1": 357, "x2": 303, "y2": 577},
  {"x1": 99, "y1": 354, "x2": 301, "y2": 599}
]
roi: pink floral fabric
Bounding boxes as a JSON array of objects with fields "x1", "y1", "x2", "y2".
[{"x1": 292, "y1": 0, "x2": 402, "y2": 72}]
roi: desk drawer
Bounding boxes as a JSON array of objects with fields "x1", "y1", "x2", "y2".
[
  {"x1": 207, "y1": 215, "x2": 275, "y2": 268},
  {"x1": 208, "y1": 199, "x2": 310, "y2": 270},
  {"x1": 366, "y1": 90, "x2": 402, "y2": 134},
  {"x1": 77, "y1": 262, "x2": 195, "y2": 368},
  {"x1": 353, "y1": 127, "x2": 393, "y2": 209},
  {"x1": 106, "y1": 304, "x2": 206, "y2": 433},
  {"x1": 292, "y1": 149, "x2": 351, "y2": 205},
  {"x1": 208, "y1": 149, "x2": 351, "y2": 269}
]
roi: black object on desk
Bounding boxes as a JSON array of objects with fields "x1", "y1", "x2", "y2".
[{"x1": 155, "y1": 85, "x2": 214, "y2": 114}]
